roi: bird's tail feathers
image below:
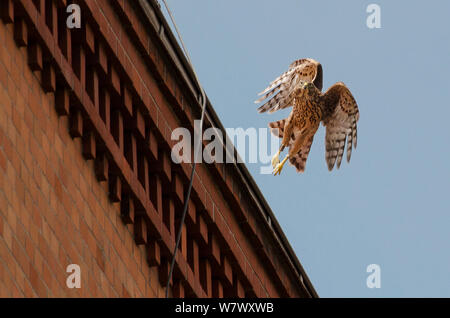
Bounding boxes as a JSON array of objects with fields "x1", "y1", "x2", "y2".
[{"x1": 268, "y1": 119, "x2": 286, "y2": 138}]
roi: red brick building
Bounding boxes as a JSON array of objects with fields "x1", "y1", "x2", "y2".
[{"x1": 0, "y1": 0, "x2": 317, "y2": 297}]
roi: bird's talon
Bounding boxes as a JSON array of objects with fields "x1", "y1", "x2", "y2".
[
  {"x1": 271, "y1": 151, "x2": 280, "y2": 169},
  {"x1": 272, "y1": 163, "x2": 284, "y2": 176},
  {"x1": 272, "y1": 155, "x2": 289, "y2": 176}
]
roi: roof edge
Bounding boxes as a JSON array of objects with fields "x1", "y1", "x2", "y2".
[{"x1": 140, "y1": 0, "x2": 318, "y2": 298}]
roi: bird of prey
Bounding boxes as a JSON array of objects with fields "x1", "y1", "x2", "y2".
[{"x1": 255, "y1": 58, "x2": 360, "y2": 175}]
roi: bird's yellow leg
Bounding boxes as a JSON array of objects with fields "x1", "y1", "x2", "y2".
[
  {"x1": 271, "y1": 149, "x2": 281, "y2": 169},
  {"x1": 273, "y1": 155, "x2": 289, "y2": 176}
]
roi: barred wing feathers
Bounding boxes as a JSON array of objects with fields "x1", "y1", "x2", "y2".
[
  {"x1": 256, "y1": 58, "x2": 323, "y2": 114},
  {"x1": 321, "y1": 82, "x2": 359, "y2": 171}
]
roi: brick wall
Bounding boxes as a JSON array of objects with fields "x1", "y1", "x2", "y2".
[{"x1": 0, "y1": 17, "x2": 161, "y2": 297}]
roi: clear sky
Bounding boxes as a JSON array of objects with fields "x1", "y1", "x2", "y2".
[{"x1": 161, "y1": 0, "x2": 450, "y2": 297}]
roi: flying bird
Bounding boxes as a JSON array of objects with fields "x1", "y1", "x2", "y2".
[{"x1": 255, "y1": 58, "x2": 360, "y2": 175}]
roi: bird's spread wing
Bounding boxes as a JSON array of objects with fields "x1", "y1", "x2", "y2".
[
  {"x1": 256, "y1": 58, "x2": 323, "y2": 113},
  {"x1": 269, "y1": 120, "x2": 314, "y2": 173},
  {"x1": 322, "y1": 82, "x2": 360, "y2": 171}
]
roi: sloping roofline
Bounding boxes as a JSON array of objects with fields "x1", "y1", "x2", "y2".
[{"x1": 139, "y1": 0, "x2": 318, "y2": 297}]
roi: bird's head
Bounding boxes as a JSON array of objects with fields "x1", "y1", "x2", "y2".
[
  {"x1": 299, "y1": 81, "x2": 317, "y2": 97},
  {"x1": 301, "y1": 81, "x2": 315, "y2": 90}
]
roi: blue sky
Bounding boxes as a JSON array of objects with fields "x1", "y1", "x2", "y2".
[{"x1": 161, "y1": 0, "x2": 450, "y2": 297}]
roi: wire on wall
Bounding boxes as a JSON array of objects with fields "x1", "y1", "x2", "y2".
[{"x1": 159, "y1": 0, "x2": 207, "y2": 298}]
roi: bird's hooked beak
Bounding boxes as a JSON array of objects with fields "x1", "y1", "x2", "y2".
[{"x1": 301, "y1": 82, "x2": 311, "y2": 89}]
